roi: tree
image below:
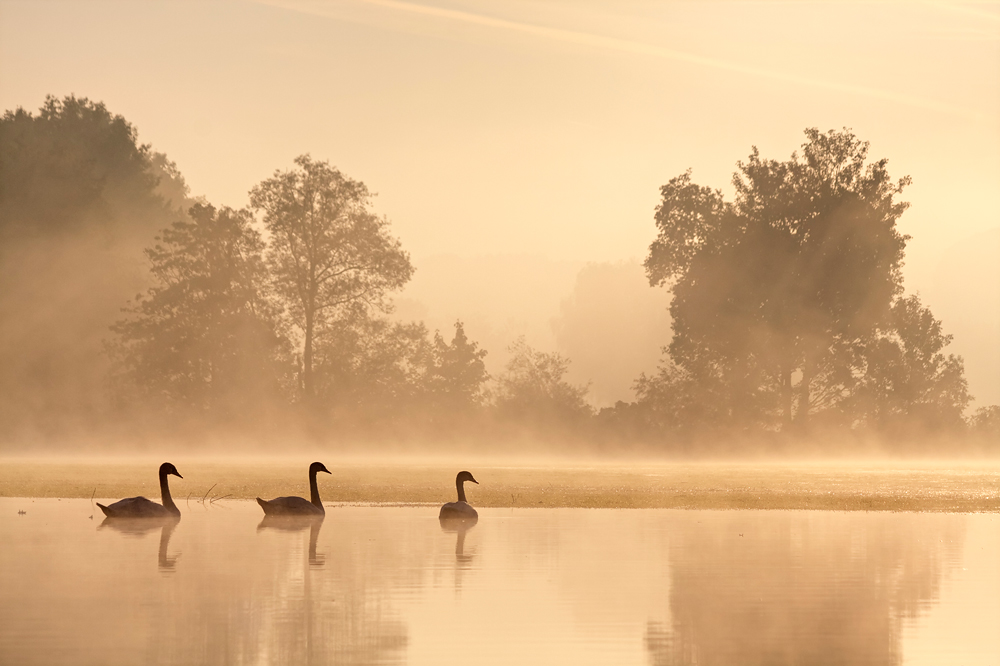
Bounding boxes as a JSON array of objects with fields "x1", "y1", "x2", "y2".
[
  {"x1": 110, "y1": 204, "x2": 288, "y2": 417},
  {"x1": 249, "y1": 156, "x2": 413, "y2": 401},
  {"x1": 427, "y1": 321, "x2": 489, "y2": 411},
  {"x1": 644, "y1": 129, "x2": 911, "y2": 431},
  {"x1": 0, "y1": 95, "x2": 186, "y2": 435},
  {"x1": 633, "y1": 362, "x2": 729, "y2": 433},
  {"x1": 315, "y1": 318, "x2": 489, "y2": 434},
  {"x1": 494, "y1": 337, "x2": 591, "y2": 427},
  {"x1": 0, "y1": 95, "x2": 166, "y2": 238},
  {"x1": 317, "y1": 316, "x2": 432, "y2": 427},
  {"x1": 969, "y1": 405, "x2": 1000, "y2": 444},
  {"x1": 850, "y1": 294, "x2": 970, "y2": 435}
]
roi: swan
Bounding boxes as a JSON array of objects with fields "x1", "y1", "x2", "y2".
[
  {"x1": 97, "y1": 462, "x2": 182, "y2": 518},
  {"x1": 256, "y1": 462, "x2": 331, "y2": 516},
  {"x1": 439, "y1": 470, "x2": 478, "y2": 520}
]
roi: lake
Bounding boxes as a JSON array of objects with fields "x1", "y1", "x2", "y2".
[{"x1": 1, "y1": 498, "x2": 997, "y2": 665}]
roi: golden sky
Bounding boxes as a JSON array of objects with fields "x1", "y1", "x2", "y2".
[{"x1": 1, "y1": 1, "x2": 996, "y2": 265}]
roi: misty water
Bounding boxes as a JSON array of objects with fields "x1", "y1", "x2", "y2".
[{"x1": 1, "y1": 498, "x2": 998, "y2": 666}]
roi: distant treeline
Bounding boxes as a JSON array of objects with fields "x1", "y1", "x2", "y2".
[{"x1": 0, "y1": 96, "x2": 996, "y2": 451}]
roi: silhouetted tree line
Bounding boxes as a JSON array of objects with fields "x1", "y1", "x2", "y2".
[
  {"x1": 0, "y1": 97, "x2": 995, "y2": 449},
  {"x1": 0, "y1": 96, "x2": 590, "y2": 444},
  {"x1": 1, "y1": 95, "x2": 183, "y2": 436}
]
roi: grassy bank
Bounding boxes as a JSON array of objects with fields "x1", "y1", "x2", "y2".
[{"x1": 2, "y1": 458, "x2": 999, "y2": 511}]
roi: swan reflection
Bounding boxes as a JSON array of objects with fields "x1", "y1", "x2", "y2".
[
  {"x1": 99, "y1": 516, "x2": 180, "y2": 570},
  {"x1": 440, "y1": 515, "x2": 477, "y2": 593},
  {"x1": 257, "y1": 514, "x2": 325, "y2": 566}
]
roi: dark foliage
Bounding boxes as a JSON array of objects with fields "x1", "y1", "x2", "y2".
[
  {"x1": 1, "y1": 97, "x2": 984, "y2": 450},
  {"x1": 0, "y1": 95, "x2": 185, "y2": 437},
  {"x1": 640, "y1": 129, "x2": 969, "y2": 440},
  {"x1": 109, "y1": 204, "x2": 290, "y2": 420}
]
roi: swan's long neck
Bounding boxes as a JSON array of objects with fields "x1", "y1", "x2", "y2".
[
  {"x1": 456, "y1": 477, "x2": 467, "y2": 503},
  {"x1": 160, "y1": 470, "x2": 178, "y2": 514},
  {"x1": 309, "y1": 470, "x2": 322, "y2": 508}
]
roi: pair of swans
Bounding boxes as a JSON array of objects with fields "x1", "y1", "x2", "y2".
[
  {"x1": 260, "y1": 465, "x2": 480, "y2": 520},
  {"x1": 98, "y1": 462, "x2": 480, "y2": 520}
]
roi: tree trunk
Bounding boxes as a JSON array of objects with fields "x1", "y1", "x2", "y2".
[
  {"x1": 782, "y1": 365, "x2": 793, "y2": 428},
  {"x1": 303, "y1": 311, "x2": 314, "y2": 399},
  {"x1": 797, "y1": 355, "x2": 812, "y2": 427}
]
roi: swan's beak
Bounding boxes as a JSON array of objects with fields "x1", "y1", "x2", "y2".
[
  {"x1": 173, "y1": 472, "x2": 183, "y2": 479},
  {"x1": 471, "y1": 478, "x2": 479, "y2": 484}
]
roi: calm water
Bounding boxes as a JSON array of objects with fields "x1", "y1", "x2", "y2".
[{"x1": 1, "y1": 498, "x2": 997, "y2": 666}]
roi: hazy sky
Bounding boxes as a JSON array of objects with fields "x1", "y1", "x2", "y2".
[
  {"x1": 2, "y1": 1, "x2": 997, "y2": 269},
  {"x1": 2, "y1": 0, "x2": 998, "y2": 403}
]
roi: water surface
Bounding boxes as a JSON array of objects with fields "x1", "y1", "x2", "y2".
[{"x1": 1, "y1": 498, "x2": 997, "y2": 665}]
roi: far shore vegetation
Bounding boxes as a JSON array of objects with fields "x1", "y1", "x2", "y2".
[
  {"x1": 1, "y1": 95, "x2": 997, "y2": 455},
  {"x1": 3, "y1": 459, "x2": 999, "y2": 512}
]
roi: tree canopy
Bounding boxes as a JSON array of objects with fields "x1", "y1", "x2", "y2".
[
  {"x1": 850, "y1": 294, "x2": 970, "y2": 436},
  {"x1": 110, "y1": 204, "x2": 289, "y2": 419},
  {"x1": 640, "y1": 128, "x2": 970, "y2": 438},
  {"x1": 250, "y1": 155, "x2": 413, "y2": 400},
  {"x1": 0, "y1": 95, "x2": 187, "y2": 436}
]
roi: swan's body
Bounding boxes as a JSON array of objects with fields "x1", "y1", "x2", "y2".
[
  {"x1": 257, "y1": 462, "x2": 331, "y2": 516},
  {"x1": 440, "y1": 501, "x2": 478, "y2": 520},
  {"x1": 439, "y1": 471, "x2": 478, "y2": 520},
  {"x1": 97, "y1": 463, "x2": 182, "y2": 518},
  {"x1": 99, "y1": 497, "x2": 174, "y2": 518}
]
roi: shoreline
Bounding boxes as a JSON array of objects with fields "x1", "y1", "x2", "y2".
[{"x1": 2, "y1": 459, "x2": 998, "y2": 512}]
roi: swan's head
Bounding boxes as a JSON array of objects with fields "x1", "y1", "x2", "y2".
[
  {"x1": 456, "y1": 470, "x2": 478, "y2": 485},
  {"x1": 160, "y1": 462, "x2": 183, "y2": 479},
  {"x1": 310, "y1": 462, "x2": 332, "y2": 476}
]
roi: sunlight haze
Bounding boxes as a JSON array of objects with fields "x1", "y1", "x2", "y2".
[{"x1": 1, "y1": 0, "x2": 997, "y2": 406}]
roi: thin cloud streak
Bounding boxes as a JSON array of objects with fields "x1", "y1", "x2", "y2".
[
  {"x1": 260, "y1": 0, "x2": 985, "y2": 121},
  {"x1": 922, "y1": 0, "x2": 1000, "y2": 23}
]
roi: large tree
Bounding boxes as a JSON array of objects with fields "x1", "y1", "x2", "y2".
[
  {"x1": 250, "y1": 156, "x2": 413, "y2": 400},
  {"x1": 644, "y1": 129, "x2": 911, "y2": 430},
  {"x1": 0, "y1": 95, "x2": 186, "y2": 436},
  {"x1": 109, "y1": 204, "x2": 288, "y2": 418}
]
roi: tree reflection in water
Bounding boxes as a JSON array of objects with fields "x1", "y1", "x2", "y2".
[{"x1": 645, "y1": 512, "x2": 965, "y2": 666}]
